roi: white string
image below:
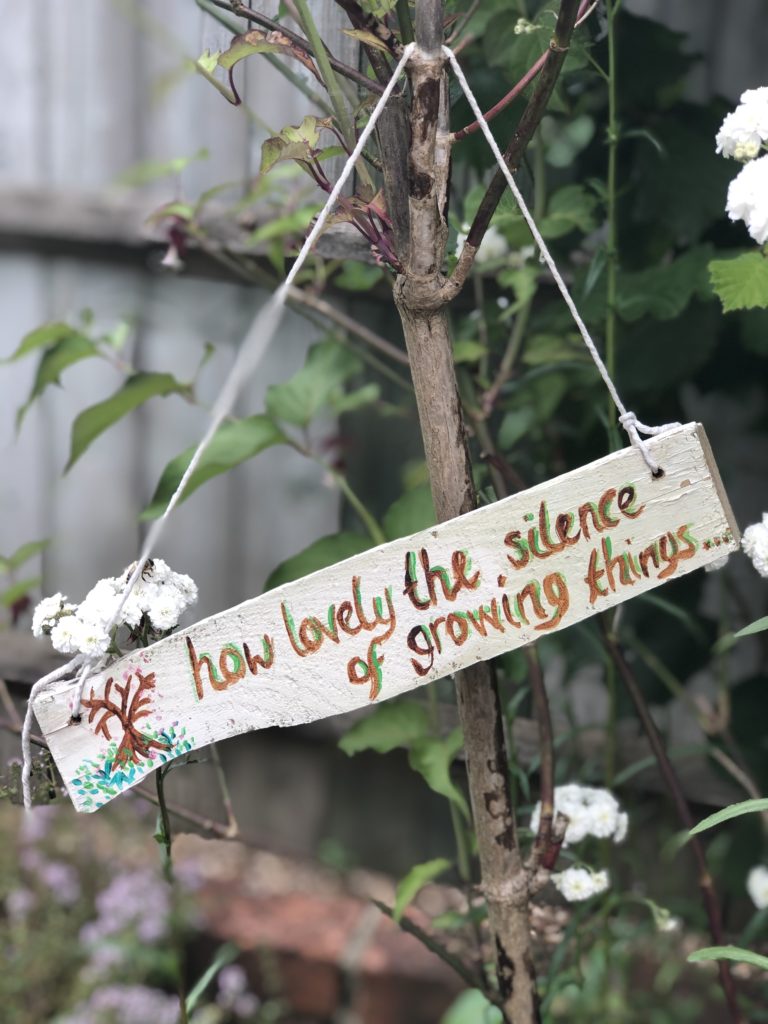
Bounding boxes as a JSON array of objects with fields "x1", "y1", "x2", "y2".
[
  {"x1": 21, "y1": 654, "x2": 84, "y2": 811},
  {"x1": 443, "y1": 45, "x2": 681, "y2": 475},
  {"x1": 20, "y1": 42, "x2": 416, "y2": 810}
]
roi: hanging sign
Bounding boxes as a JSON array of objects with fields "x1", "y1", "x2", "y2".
[{"x1": 34, "y1": 423, "x2": 738, "y2": 812}]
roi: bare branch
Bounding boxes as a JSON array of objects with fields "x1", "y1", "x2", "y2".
[
  {"x1": 204, "y1": 0, "x2": 387, "y2": 95},
  {"x1": 452, "y1": 0, "x2": 595, "y2": 142}
]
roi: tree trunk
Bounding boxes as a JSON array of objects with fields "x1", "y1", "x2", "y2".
[{"x1": 390, "y1": 4, "x2": 540, "y2": 1018}]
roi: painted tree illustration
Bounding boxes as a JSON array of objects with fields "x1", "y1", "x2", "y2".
[{"x1": 81, "y1": 670, "x2": 170, "y2": 768}]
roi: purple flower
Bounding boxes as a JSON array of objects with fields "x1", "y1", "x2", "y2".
[
  {"x1": 5, "y1": 887, "x2": 36, "y2": 921},
  {"x1": 218, "y1": 964, "x2": 248, "y2": 998},
  {"x1": 19, "y1": 805, "x2": 58, "y2": 845},
  {"x1": 38, "y1": 860, "x2": 82, "y2": 905},
  {"x1": 58, "y1": 984, "x2": 180, "y2": 1024}
]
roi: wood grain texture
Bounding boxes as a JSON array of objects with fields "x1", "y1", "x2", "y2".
[{"x1": 34, "y1": 423, "x2": 739, "y2": 811}]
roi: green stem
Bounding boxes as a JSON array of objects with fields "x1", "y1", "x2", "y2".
[
  {"x1": 426, "y1": 686, "x2": 472, "y2": 883},
  {"x1": 331, "y1": 469, "x2": 387, "y2": 545},
  {"x1": 481, "y1": 131, "x2": 544, "y2": 415},
  {"x1": 293, "y1": 0, "x2": 356, "y2": 149},
  {"x1": 396, "y1": 0, "x2": 414, "y2": 42},
  {"x1": 155, "y1": 766, "x2": 190, "y2": 1024},
  {"x1": 194, "y1": 0, "x2": 333, "y2": 114},
  {"x1": 605, "y1": 0, "x2": 619, "y2": 445}
]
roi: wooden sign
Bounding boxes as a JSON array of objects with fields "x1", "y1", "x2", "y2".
[{"x1": 34, "y1": 423, "x2": 738, "y2": 812}]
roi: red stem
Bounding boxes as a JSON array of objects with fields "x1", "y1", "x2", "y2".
[{"x1": 452, "y1": 0, "x2": 594, "y2": 143}]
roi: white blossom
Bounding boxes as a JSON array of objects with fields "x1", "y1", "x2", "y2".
[
  {"x1": 725, "y1": 154, "x2": 768, "y2": 244},
  {"x1": 552, "y1": 866, "x2": 610, "y2": 903},
  {"x1": 705, "y1": 553, "x2": 730, "y2": 573},
  {"x1": 530, "y1": 784, "x2": 628, "y2": 847},
  {"x1": 716, "y1": 87, "x2": 768, "y2": 160},
  {"x1": 514, "y1": 17, "x2": 536, "y2": 35},
  {"x1": 742, "y1": 513, "x2": 768, "y2": 578},
  {"x1": 746, "y1": 865, "x2": 768, "y2": 910},
  {"x1": 31, "y1": 593, "x2": 70, "y2": 637},
  {"x1": 658, "y1": 913, "x2": 682, "y2": 933},
  {"x1": 160, "y1": 242, "x2": 184, "y2": 272},
  {"x1": 456, "y1": 224, "x2": 509, "y2": 264},
  {"x1": 33, "y1": 558, "x2": 197, "y2": 658},
  {"x1": 50, "y1": 616, "x2": 88, "y2": 655},
  {"x1": 78, "y1": 578, "x2": 122, "y2": 630}
]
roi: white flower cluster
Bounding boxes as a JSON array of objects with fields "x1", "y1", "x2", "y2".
[
  {"x1": 716, "y1": 87, "x2": 768, "y2": 244},
  {"x1": 747, "y1": 864, "x2": 768, "y2": 910},
  {"x1": 716, "y1": 88, "x2": 768, "y2": 161},
  {"x1": 742, "y1": 513, "x2": 768, "y2": 578},
  {"x1": 530, "y1": 784, "x2": 629, "y2": 847},
  {"x1": 31, "y1": 559, "x2": 198, "y2": 658},
  {"x1": 514, "y1": 17, "x2": 537, "y2": 35},
  {"x1": 552, "y1": 866, "x2": 610, "y2": 902},
  {"x1": 455, "y1": 223, "x2": 510, "y2": 264},
  {"x1": 726, "y1": 156, "x2": 768, "y2": 245}
]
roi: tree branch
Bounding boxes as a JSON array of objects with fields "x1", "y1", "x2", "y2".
[
  {"x1": 525, "y1": 648, "x2": 556, "y2": 869},
  {"x1": 372, "y1": 899, "x2": 492, "y2": 997},
  {"x1": 206, "y1": 0, "x2": 386, "y2": 95},
  {"x1": 443, "y1": 0, "x2": 582, "y2": 300},
  {"x1": 451, "y1": 0, "x2": 594, "y2": 142}
]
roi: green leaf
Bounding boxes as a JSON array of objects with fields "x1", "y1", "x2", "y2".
[
  {"x1": 185, "y1": 943, "x2": 238, "y2": 1014},
  {"x1": 266, "y1": 339, "x2": 362, "y2": 427},
  {"x1": 343, "y1": 27, "x2": 392, "y2": 52},
  {"x1": 408, "y1": 728, "x2": 470, "y2": 821},
  {"x1": 689, "y1": 799, "x2": 768, "y2": 837},
  {"x1": 382, "y1": 485, "x2": 435, "y2": 540},
  {"x1": 452, "y1": 339, "x2": 487, "y2": 365},
  {"x1": 1, "y1": 577, "x2": 41, "y2": 607},
  {"x1": 219, "y1": 33, "x2": 321, "y2": 81},
  {"x1": 339, "y1": 699, "x2": 431, "y2": 756},
  {"x1": 265, "y1": 532, "x2": 371, "y2": 591},
  {"x1": 142, "y1": 415, "x2": 286, "y2": 520},
  {"x1": 687, "y1": 945, "x2": 768, "y2": 972},
  {"x1": 498, "y1": 407, "x2": 535, "y2": 450},
  {"x1": 496, "y1": 265, "x2": 538, "y2": 316},
  {"x1": 710, "y1": 252, "x2": 768, "y2": 312},
  {"x1": 0, "y1": 539, "x2": 49, "y2": 574},
  {"x1": 540, "y1": 114, "x2": 596, "y2": 169},
  {"x1": 616, "y1": 245, "x2": 714, "y2": 322},
  {"x1": 259, "y1": 115, "x2": 329, "y2": 173},
  {"x1": 248, "y1": 204, "x2": 321, "y2": 245},
  {"x1": 330, "y1": 382, "x2": 380, "y2": 415},
  {"x1": 393, "y1": 858, "x2": 452, "y2": 922},
  {"x1": 116, "y1": 148, "x2": 209, "y2": 187},
  {"x1": 441, "y1": 989, "x2": 503, "y2": 1024},
  {"x1": 334, "y1": 263, "x2": 384, "y2": 292},
  {"x1": 67, "y1": 372, "x2": 191, "y2": 472},
  {"x1": 17, "y1": 334, "x2": 99, "y2": 428},
  {"x1": 5, "y1": 322, "x2": 79, "y2": 363},
  {"x1": 734, "y1": 616, "x2": 768, "y2": 639},
  {"x1": 522, "y1": 333, "x2": 591, "y2": 367},
  {"x1": 540, "y1": 185, "x2": 598, "y2": 240}
]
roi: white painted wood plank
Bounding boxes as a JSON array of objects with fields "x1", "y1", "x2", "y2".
[{"x1": 33, "y1": 423, "x2": 739, "y2": 811}]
